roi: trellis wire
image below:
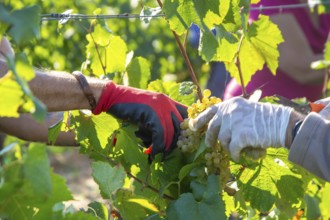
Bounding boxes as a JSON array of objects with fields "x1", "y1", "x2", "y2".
[{"x1": 40, "y1": 1, "x2": 330, "y2": 21}]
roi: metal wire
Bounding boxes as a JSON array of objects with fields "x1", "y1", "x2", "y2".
[
  {"x1": 40, "y1": 13, "x2": 165, "y2": 21},
  {"x1": 40, "y1": 1, "x2": 330, "y2": 21}
]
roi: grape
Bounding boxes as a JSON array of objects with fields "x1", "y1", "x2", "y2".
[{"x1": 178, "y1": 90, "x2": 230, "y2": 188}]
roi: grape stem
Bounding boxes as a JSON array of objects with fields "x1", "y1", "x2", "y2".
[
  {"x1": 236, "y1": 35, "x2": 248, "y2": 98},
  {"x1": 156, "y1": 0, "x2": 203, "y2": 101},
  {"x1": 79, "y1": 23, "x2": 107, "y2": 75}
]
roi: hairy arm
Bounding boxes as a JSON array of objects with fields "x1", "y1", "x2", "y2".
[
  {"x1": 0, "y1": 114, "x2": 77, "y2": 146},
  {"x1": 30, "y1": 69, "x2": 106, "y2": 111},
  {"x1": 1, "y1": 36, "x2": 107, "y2": 112},
  {"x1": 0, "y1": 36, "x2": 106, "y2": 145},
  {"x1": 271, "y1": 13, "x2": 326, "y2": 84}
]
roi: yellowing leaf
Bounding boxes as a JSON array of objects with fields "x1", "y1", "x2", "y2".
[
  {"x1": 87, "y1": 34, "x2": 127, "y2": 76},
  {"x1": 228, "y1": 15, "x2": 283, "y2": 85},
  {"x1": 127, "y1": 198, "x2": 159, "y2": 212}
]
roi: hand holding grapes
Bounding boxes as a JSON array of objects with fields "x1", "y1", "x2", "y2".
[{"x1": 189, "y1": 97, "x2": 293, "y2": 161}]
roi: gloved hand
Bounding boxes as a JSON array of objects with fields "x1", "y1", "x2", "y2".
[
  {"x1": 92, "y1": 82, "x2": 187, "y2": 157},
  {"x1": 189, "y1": 97, "x2": 292, "y2": 161}
]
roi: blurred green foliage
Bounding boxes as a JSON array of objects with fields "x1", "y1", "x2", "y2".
[{"x1": 2, "y1": 0, "x2": 207, "y2": 83}]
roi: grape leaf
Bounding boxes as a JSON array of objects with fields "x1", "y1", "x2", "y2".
[
  {"x1": 127, "y1": 57, "x2": 151, "y2": 89},
  {"x1": 0, "y1": 169, "x2": 72, "y2": 220},
  {"x1": 48, "y1": 111, "x2": 70, "y2": 145},
  {"x1": 193, "y1": 1, "x2": 222, "y2": 29},
  {"x1": 147, "y1": 80, "x2": 196, "y2": 106},
  {"x1": 167, "y1": 175, "x2": 226, "y2": 220},
  {"x1": 238, "y1": 149, "x2": 304, "y2": 213},
  {"x1": 71, "y1": 111, "x2": 119, "y2": 152},
  {"x1": 163, "y1": 0, "x2": 200, "y2": 35},
  {"x1": 178, "y1": 162, "x2": 203, "y2": 181},
  {"x1": 150, "y1": 148, "x2": 184, "y2": 190},
  {"x1": 113, "y1": 189, "x2": 148, "y2": 220},
  {"x1": 62, "y1": 211, "x2": 100, "y2": 220},
  {"x1": 86, "y1": 201, "x2": 109, "y2": 220},
  {"x1": 5, "y1": 53, "x2": 46, "y2": 121},
  {"x1": 199, "y1": 25, "x2": 239, "y2": 63},
  {"x1": 91, "y1": 161, "x2": 126, "y2": 199},
  {"x1": 227, "y1": 15, "x2": 283, "y2": 86},
  {"x1": 33, "y1": 172, "x2": 73, "y2": 220},
  {"x1": 0, "y1": 72, "x2": 24, "y2": 117},
  {"x1": 0, "y1": 4, "x2": 40, "y2": 45},
  {"x1": 114, "y1": 124, "x2": 150, "y2": 171},
  {"x1": 86, "y1": 32, "x2": 127, "y2": 76},
  {"x1": 319, "y1": 183, "x2": 330, "y2": 218},
  {"x1": 127, "y1": 198, "x2": 159, "y2": 212},
  {"x1": 305, "y1": 194, "x2": 321, "y2": 219},
  {"x1": 0, "y1": 160, "x2": 24, "y2": 202},
  {"x1": 23, "y1": 143, "x2": 51, "y2": 197}
]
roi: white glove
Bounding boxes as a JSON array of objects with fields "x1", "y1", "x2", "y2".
[{"x1": 189, "y1": 97, "x2": 293, "y2": 161}]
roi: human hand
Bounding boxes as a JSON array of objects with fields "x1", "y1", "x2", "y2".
[
  {"x1": 189, "y1": 97, "x2": 292, "y2": 161},
  {"x1": 92, "y1": 82, "x2": 187, "y2": 157}
]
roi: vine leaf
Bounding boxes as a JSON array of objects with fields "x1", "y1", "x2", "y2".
[
  {"x1": 86, "y1": 31, "x2": 127, "y2": 76},
  {"x1": 227, "y1": 15, "x2": 284, "y2": 86},
  {"x1": 91, "y1": 161, "x2": 126, "y2": 199},
  {"x1": 0, "y1": 5, "x2": 40, "y2": 45},
  {"x1": 147, "y1": 80, "x2": 196, "y2": 106},
  {"x1": 127, "y1": 57, "x2": 151, "y2": 89},
  {"x1": 113, "y1": 189, "x2": 148, "y2": 220},
  {"x1": 115, "y1": 124, "x2": 149, "y2": 171},
  {"x1": 23, "y1": 143, "x2": 51, "y2": 197},
  {"x1": 71, "y1": 111, "x2": 119, "y2": 152},
  {"x1": 167, "y1": 175, "x2": 226, "y2": 220},
  {"x1": 0, "y1": 165, "x2": 73, "y2": 219},
  {"x1": 0, "y1": 73, "x2": 24, "y2": 117},
  {"x1": 150, "y1": 148, "x2": 184, "y2": 189},
  {"x1": 319, "y1": 183, "x2": 330, "y2": 217},
  {"x1": 238, "y1": 148, "x2": 304, "y2": 213},
  {"x1": 86, "y1": 201, "x2": 109, "y2": 220},
  {"x1": 163, "y1": 0, "x2": 200, "y2": 36},
  {"x1": 0, "y1": 54, "x2": 46, "y2": 119}
]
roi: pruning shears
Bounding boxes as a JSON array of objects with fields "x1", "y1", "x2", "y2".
[{"x1": 274, "y1": 95, "x2": 325, "y2": 115}]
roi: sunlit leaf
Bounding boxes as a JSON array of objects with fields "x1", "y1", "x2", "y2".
[
  {"x1": 127, "y1": 57, "x2": 151, "y2": 89},
  {"x1": 92, "y1": 161, "x2": 126, "y2": 199},
  {"x1": 0, "y1": 5, "x2": 40, "y2": 45}
]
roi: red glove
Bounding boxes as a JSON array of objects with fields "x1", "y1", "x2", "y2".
[{"x1": 92, "y1": 82, "x2": 187, "y2": 157}]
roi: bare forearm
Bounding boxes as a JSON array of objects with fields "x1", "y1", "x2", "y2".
[
  {"x1": 0, "y1": 114, "x2": 78, "y2": 146},
  {"x1": 31, "y1": 69, "x2": 106, "y2": 111}
]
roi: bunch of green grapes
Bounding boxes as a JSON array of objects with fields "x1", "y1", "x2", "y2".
[{"x1": 178, "y1": 89, "x2": 231, "y2": 186}]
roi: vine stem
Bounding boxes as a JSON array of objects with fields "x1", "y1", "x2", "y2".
[
  {"x1": 79, "y1": 23, "x2": 107, "y2": 75},
  {"x1": 89, "y1": 32, "x2": 107, "y2": 75},
  {"x1": 102, "y1": 153, "x2": 175, "y2": 200},
  {"x1": 156, "y1": 0, "x2": 203, "y2": 101},
  {"x1": 236, "y1": 34, "x2": 248, "y2": 98}
]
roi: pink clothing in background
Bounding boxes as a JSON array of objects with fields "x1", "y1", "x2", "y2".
[{"x1": 224, "y1": 0, "x2": 330, "y2": 102}]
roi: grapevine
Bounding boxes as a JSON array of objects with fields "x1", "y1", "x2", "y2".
[{"x1": 177, "y1": 89, "x2": 231, "y2": 187}]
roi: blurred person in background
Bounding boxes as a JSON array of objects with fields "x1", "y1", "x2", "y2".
[{"x1": 224, "y1": 0, "x2": 330, "y2": 101}]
